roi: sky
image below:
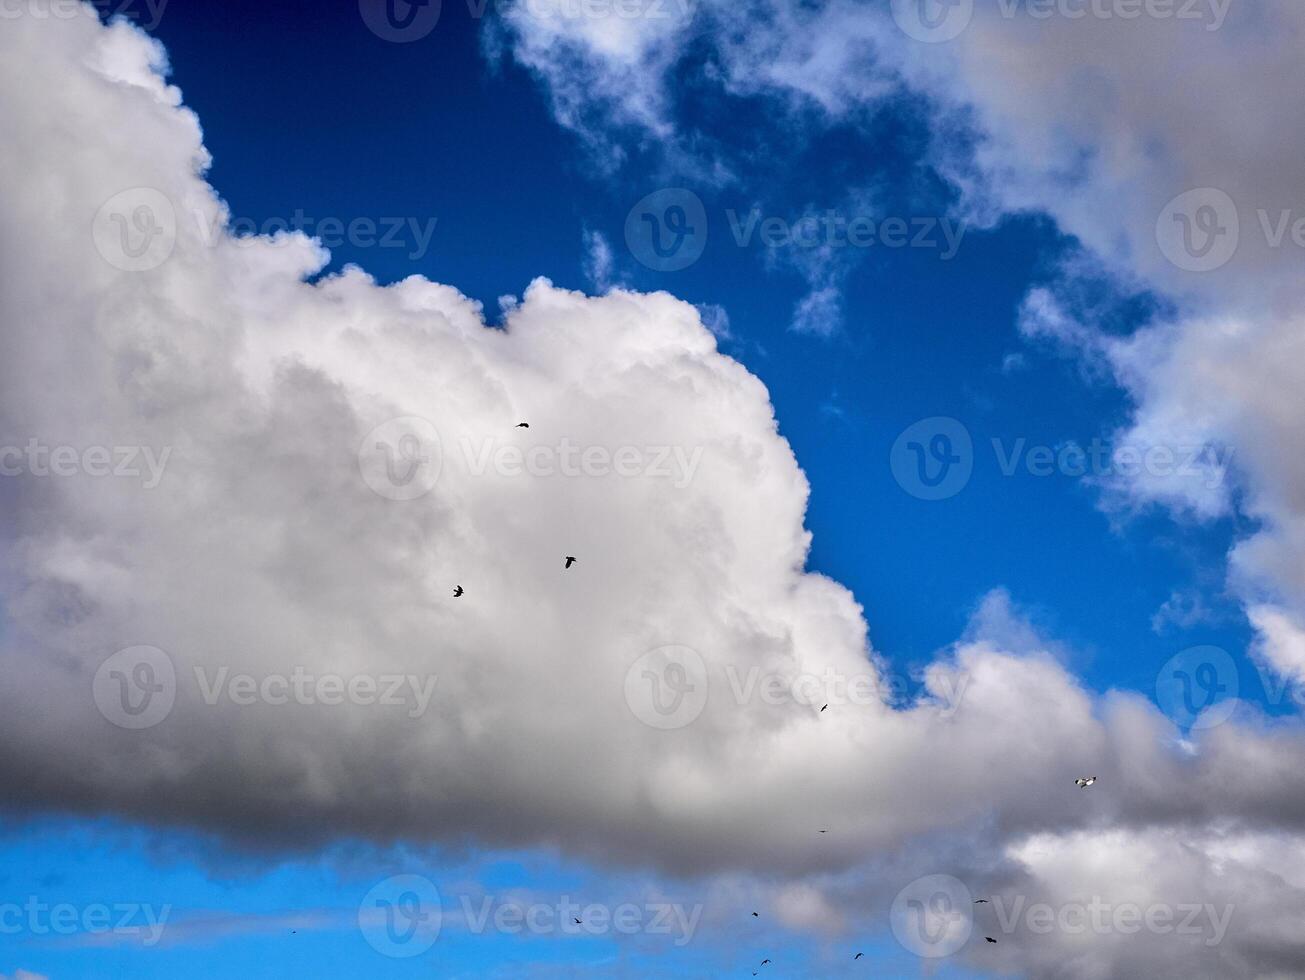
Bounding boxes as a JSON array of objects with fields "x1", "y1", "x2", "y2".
[{"x1": 2, "y1": 0, "x2": 1304, "y2": 977}]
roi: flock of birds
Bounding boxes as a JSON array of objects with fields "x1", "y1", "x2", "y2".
[
  {"x1": 449, "y1": 424, "x2": 575, "y2": 599},
  {"x1": 445, "y1": 423, "x2": 1104, "y2": 971},
  {"x1": 746, "y1": 782, "x2": 1101, "y2": 965}
]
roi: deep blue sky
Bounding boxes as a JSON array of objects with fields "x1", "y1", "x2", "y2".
[{"x1": 1, "y1": 1, "x2": 1258, "y2": 976}]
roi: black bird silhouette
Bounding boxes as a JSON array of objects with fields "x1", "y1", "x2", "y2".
[
  {"x1": 817, "y1": 829, "x2": 828, "y2": 833},
  {"x1": 573, "y1": 917, "x2": 582, "y2": 924},
  {"x1": 975, "y1": 899, "x2": 989, "y2": 904},
  {"x1": 820, "y1": 703, "x2": 828, "y2": 712},
  {"x1": 761, "y1": 959, "x2": 771, "y2": 965},
  {"x1": 565, "y1": 556, "x2": 577, "y2": 569},
  {"x1": 751, "y1": 912, "x2": 759, "y2": 917},
  {"x1": 985, "y1": 937, "x2": 997, "y2": 943},
  {"x1": 854, "y1": 952, "x2": 863, "y2": 959},
  {"x1": 516, "y1": 422, "x2": 529, "y2": 428},
  {"x1": 453, "y1": 586, "x2": 463, "y2": 597}
]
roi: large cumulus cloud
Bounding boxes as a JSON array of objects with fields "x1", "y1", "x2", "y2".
[
  {"x1": 497, "y1": 0, "x2": 1305, "y2": 697},
  {"x1": 5, "y1": 6, "x2": 1305, "y2": 978}
]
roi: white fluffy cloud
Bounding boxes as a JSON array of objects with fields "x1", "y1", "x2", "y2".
[
  {"x1": 5, "y1": 6, "x2": 1305, "y2": 978},
  {"x1": 499, "y1": 0, "x2": 1305, "y2": 697}
]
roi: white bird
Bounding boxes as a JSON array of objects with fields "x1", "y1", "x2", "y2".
[{"x1": 1074, "y1": 776, "x2": 1096, "y2": 788}]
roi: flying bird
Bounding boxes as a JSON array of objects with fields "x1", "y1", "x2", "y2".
[
  {"x1": 975, "y1": 899, "x2": 989, "y2": 904},
  {"x1": 1075, "y1": 776, "x2": 1097, "y2": 788},
  {"x1": 564, "y1": 556, "x2": 577, "y2": 569},
  {"x1": 573, "y1": 917, "x2": 582, "y2": 924},
  {"x1": 854, "y1": 952, "x2": 864, "y2": 959},
  {"x1": 751, "y1": 912, "x2": 759, "y2": 917},
  {"x1": 453, "y1": 586, "x2": 463, "y2": 597},
  {"x1": 820, "y1": 703, "x2": 828, "y2": 712},
  {"x1": 817, "y1": 829, "x2": 828, "y2": 833},
  {"x1": 761, "y1": 960, "x2": 771, "y2": 966},
  {"x1": 986, "y1": 937, "x2": 997, "y2": 944},
  {"x1": 516, "y1": 422, "x2": 529, "y2": 428}
]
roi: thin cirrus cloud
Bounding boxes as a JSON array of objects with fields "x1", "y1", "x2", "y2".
[{"x1": 5, "y1": 6, "x2": 1305, "y2": 978}]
